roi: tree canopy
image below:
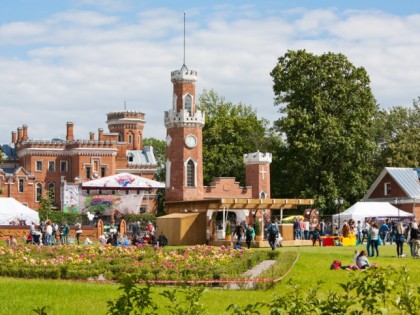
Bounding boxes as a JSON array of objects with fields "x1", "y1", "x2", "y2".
[
  {"x1": 270, "y1": 50, "x2": 379, "y2": 213},
  {"x1": 198, "y1": 89, "x2": 272, "y2": 186},
  {"x1": 374, "y1": 98, "x2": 420, "y2": 168}
]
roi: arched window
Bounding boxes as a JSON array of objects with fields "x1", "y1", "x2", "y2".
[
  {"x1": 48, "y1": 183, "x2": 55, "y2": 202},
  {"x1": 260, "y1": 191, "x2": 267, "y2": 199},
  {"x1": 128, "y1": 134, "x2": 132, "y2": 144},
  {"x1": 118, "y1": 132, "x2": 123, "y2": 142},
  {"x1": 36, "y1": 183, "x2": 43, "y2": 202},
  {"x1": 184, "y1": 94, "x2": 192, "y2": 114},
  {"x1": 186, "y1": 159, "x2": 195, "y2": 187}
]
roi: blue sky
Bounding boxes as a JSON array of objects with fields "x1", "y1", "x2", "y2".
[{"x1": 1, "y1": 0, "x2": 420, "y2": 144}]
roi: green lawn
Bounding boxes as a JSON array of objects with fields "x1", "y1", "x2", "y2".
[{"x1": 1, "y1": 244, "x2": 419, "y2": 315}]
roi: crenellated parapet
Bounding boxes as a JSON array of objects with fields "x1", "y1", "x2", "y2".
[
  {"x1": 243, "y1": 151, "x2": 272, "y2": 165},
  {"x1": 106, "y1": 111, "x2": 145, "y2": 121},
  {"x1": 171, "y1": 65, "x2": 197, "y2": 83},
  {"x1": 164, "y1": 109, "x2": 205, "y2": 128}
]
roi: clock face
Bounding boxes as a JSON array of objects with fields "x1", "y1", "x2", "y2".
[{"x1": 185, "y1": 135, "x2": 197, "y2": 148}]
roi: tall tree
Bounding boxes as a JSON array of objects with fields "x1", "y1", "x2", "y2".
[
  {"x1": 143, "y1": 138, "x2": 166, "y2": 182},
  {"x1": 198, "y1": 89, "x2": 271, "y2": 186},
  {"x1": 375, "y1": 98, "x2": 420, "y2": 168},
  {"x1": 270, "y1": 50, "x2": 379, "y2": 213}
]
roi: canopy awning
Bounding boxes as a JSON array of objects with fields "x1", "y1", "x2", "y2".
[
  {"x1": 82, "y1": 172, "x2": 164, "y2": 190},
  {"x1": 165, "y1": 198, "x2": 314, "y2": 213}
]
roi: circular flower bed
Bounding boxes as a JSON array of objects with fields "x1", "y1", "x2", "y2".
[{"x1": 0, "y1": 244, "x2": 271, "y2": 282}]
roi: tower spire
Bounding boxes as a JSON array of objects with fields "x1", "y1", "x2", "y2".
[{"x1": 183, "y1": 12, "x2": 186, "y2": 67}]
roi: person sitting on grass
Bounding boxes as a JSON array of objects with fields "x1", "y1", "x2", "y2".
[{"x1": 356, "y1": 250, "x2": 377, "y2": 269}]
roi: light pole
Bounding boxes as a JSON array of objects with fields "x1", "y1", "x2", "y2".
[
  {"x1": 395, "y1": 197, "x2": 401, "y2": 221},
  {"x1": 334, "y1": 198, "x2": 344, "y2": 233}
]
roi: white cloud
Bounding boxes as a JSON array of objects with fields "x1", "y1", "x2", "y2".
[{"x1": 1, "y1": 5, "x2": 420, "y2": 145}]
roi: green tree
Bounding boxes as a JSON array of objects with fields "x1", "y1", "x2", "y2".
[
  {"x1": 143, "y1": 137, "x2": 166, "y2": 182},
  {"x1": 375, "y1": 98, "x2": 420, "y2": 168},
  {"x1": 270, "y1": 50, "x2": 379, "y2": 213},
  {"x1": 198, "y1": 89, "x2": 271, "y2": 185},
  {"x1": 0, "y1": 149, "x2": 4, "y2": 165}
]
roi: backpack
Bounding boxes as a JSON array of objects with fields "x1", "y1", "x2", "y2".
[
  {"x1": 330, "y1": 260, "x2": 341, "y2": 270},
  {"x1": 246, "y1": 228, "x2": 252, "y2": 238},
  {"x1": 269, "y1": 223, "x2": 279, "y2": 236}
]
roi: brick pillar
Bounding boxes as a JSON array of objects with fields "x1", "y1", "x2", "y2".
[
  {"x1": 17, "y1": 127, "x2": 23, "y2": 142},
  {"x1": 66, "y1": 122, "x2": 74, "y2": 141},
  {"x1": 98, "y1": 128, "x2": 104, "y2": 141},
  {"x1": 22, "y1": 124, "x2": 28, "y2": 141},
  {"x1": 11, "y1": 131, "x2": 17, "y2": 143},
  {"x1": 89, "y1": 132, "x2": 95, "y2": 140}
]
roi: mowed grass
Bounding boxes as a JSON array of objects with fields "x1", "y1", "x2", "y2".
[{"x1": 1, "y1": 244, "x2": 419, "y2": 315}]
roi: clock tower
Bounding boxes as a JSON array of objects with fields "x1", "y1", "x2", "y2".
[{"x1": 164, "y1": 65, "x2": 205, "y2": 201}]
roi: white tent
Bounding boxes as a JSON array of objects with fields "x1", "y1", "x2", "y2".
[
  {"x1": 0, "y1": 197, "x2": 40, "y2": 225},
  {"x1": 332, "y1": 202, "x2": 414, "y2": 224},
  {"x1": 82, "y1": 172, "x2": 164, "y2": 189}
]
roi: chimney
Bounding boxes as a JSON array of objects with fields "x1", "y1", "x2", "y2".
[
  {"x1": 17, "y1": 127, "x2": 23, "y2": 142},
  {"x1": 11, "y1": 131, "x2": 17, "y2": 143},
  {"x1": 22, "y1": 124, "x2": 28, "y2": 141},
  {"x1": 89, "y1": 132, "x2": 95, "y2": 140},
  {"x1": 98, "y1": 128, "x2": 104, "y2": 141},
  {"x1": 66, "y1": 122, "x2": 74, "y2": 141}
]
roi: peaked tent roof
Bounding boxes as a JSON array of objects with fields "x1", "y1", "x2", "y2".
[
  {"x1": 82, "y1": 172, "x2": 165, "y2": 189},
  {"x1": 332, "y1": 202, "x2": 414, "y2": 223},
  {"x1": 0, "y1": 197, "x2": 40, "y2": 225},
  {"x1": 363, "y1": 167, "x2": 420, "y2": 200}
]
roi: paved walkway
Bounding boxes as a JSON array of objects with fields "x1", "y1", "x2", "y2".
[{"x1": 224, "y1": 259, "x2": 277, "y2": 290}]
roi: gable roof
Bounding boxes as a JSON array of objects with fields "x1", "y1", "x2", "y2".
[{"x1": 363, "y1": 167, "x2": 420, "y2": 200}]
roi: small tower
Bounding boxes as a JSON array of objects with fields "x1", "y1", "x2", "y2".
[
  {"x1": 164, "y1": 65, "x2": 205, "y2": 201},
  {"x1": 106, "y1": 111, "x2": 145, "y2": 150},
  {"x1": 244, "y1": 151, "x2": 272, "y2": 199}
]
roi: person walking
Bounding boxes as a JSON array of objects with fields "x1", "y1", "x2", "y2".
[
  {"x1": 395, "y1": 222, "x2": 405, "y2": 258},
  {"x1": 75, "y1": 222, "x2": 83, "y2": 245},
  {"x1": 293, "y1": 217, "x2": 300, "y2": 240},
  {"x1": 312, "y1": 224, "x2": 322, "y2": 246},
  {"x1": 61, "y1": 222, "x2": 69, "y2": 245},
  {"x1": 356, "y1": 220, "x2": 362, "y2": 245},
  {"x1": 267, "y1": 219, "x2": 279, "y2": 250},
  {"x1": 410, "y1": 222, "x2": 420, "y2": 258},
  {"x1": 379, "y1": 221, "x2": 389, "y2": 245},
  {"x1": 233, "y1": 222, "x2": 244, "y2": 244},
  {"x1": 369, "y1": 223, "x2": 380, "y2": 257},
  {"x1": 45, "y1": 220, "x2": 53, "y2": 245},
  {"x1": 245, "y1": 224, "x2": 255, "y2": 249}
]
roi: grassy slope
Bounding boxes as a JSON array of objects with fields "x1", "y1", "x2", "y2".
[{"x1": 1, "y1": 244, "x2": 419, "y2": 315}]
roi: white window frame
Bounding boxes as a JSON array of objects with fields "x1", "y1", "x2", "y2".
[
  {"x1": 48, "y1": 182, "x2": 55, "y2": 201},
  {"x1": 48, "y1": 161, "x2": 55, "y2": 171},
  {"x1": 36, "y1": 183, "x2": 42, "y2": 202},
  {"x1": 384, "y1": 182, "x2": 391, "y2": 196},
  {"x1": 184, "y1": 94, "x2": 193, "y2": 113},
  {"x1": 18, "y1": 178, "x2": 24, "y2": 193},
  {"x1": 60, "y1": 161, "x2": 68, "y2": 172},
  {"x1": 185, "y1": 158, "x2": 197, "y2": 187},
  {"x1": 36, "y1": 161, "x2": 43, "y2": 171}
]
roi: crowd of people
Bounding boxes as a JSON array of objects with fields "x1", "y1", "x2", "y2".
[
  {"x1": 26, "y1": 220, "x2": 74, "y2": 245},
  {"x1": 292, "y1": 217, "x2": 324, "y2": 246}
]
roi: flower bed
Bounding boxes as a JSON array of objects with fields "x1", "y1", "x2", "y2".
[{"x1": 0, "y1": 244, "x2": 276, "y2": 282}]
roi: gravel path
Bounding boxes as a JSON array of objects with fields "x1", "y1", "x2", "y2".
[{"x1": 224, "y1": 259, "x2": 277, "y2": 290}]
